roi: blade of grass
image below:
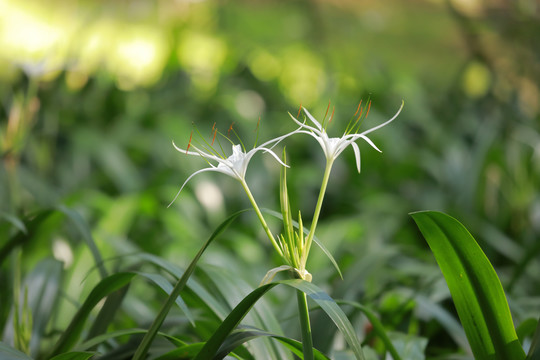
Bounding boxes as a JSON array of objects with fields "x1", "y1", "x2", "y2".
[
  {"x1": 131, "y1": 209, "x2": 247, "y2": 360},
  {"x1": 48, "y1": 272, "x2": 137, "y2": 357},
  {"x1": 194, "y1": 279, "x2": 364, "y2": 360},
  {"x1": 135, "y1": 271, "x2": 194, "y2": 326},
  {"x1": 410, "y1": 211, "x2": 526, "y2": 360}
]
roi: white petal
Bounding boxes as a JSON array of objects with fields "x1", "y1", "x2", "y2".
[
  {"x1": 288, "y1": 113, "x2": 321, "y2": 136},
  {"x1": 351, "y1": 142, "x2": 362, "y2": 173},
  {"x1": 356, "y1": 134, "x2": 382, "y2": 153},
  {"x1": 168, "y1": 167, "x2": 223, "y2": 207},
  {"x1": 302, "y1": 107, "x2": 323, "y2": 131},
  {"x1": 361, "y1": 100, "x2": 404, "y2": 136}
]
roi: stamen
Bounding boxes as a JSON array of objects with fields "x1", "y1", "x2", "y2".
[
  {"x1": 329, "y1": 106, "x2": 335, "y2": 124},
  {"x1": 254, "y1": 116, "x2": 261, "y2": 132},
  {"x1": 323, "y1": 100, "x2": 331, "y2": 122},
  {"x1": 297, "y1": 103, "x2": 302, "y2": 118},
  {"x1": 353, "y1": 100, "x2": 363, "y2": 117},
  {"x1": 211, "y1": 128, "x2": 217, "y2": 145},
  {"x1": 186, "y1": 131, "x2": 193, "y2": 154},
  {"x1": 227, "y1": 122, "x2": 235, "y2": 137},
  {"x1": 365, "y1": 100, "x2": 372, "y2": 118}
]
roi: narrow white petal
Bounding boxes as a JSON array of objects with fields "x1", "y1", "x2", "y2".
[
  {"x1": 168, "y1": 167, "x2": 223, "y2": 207},
  {"x1": 288, "y1": 113, "x2": 321, "y2": 135},
  {"x1": 172, "y1": 141, "x2": 222, "y2": 162},
  {"x1": 254, "y1": 146, "x2": 290, "y2": 167},
  {"x1": 356, "y1": 134, "x2": 382, "y2": 152},
  {"x1": 361, "y1": 100, "x2": 404, "y2": 136},
  {"x1": 302, "y1": 107, "x2": 323, "y2": 131},
  {"x1": 351, "y1": 142, "x2": 362, "y2": 173}
]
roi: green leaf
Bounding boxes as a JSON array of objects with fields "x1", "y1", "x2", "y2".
[
  {"x1": 57, "y1": 205, "x2": 107, "y2": 279},
  {"x1": 216, "y1": 326, "x2": 331, "y2": 360},
  {"x1": 410, "y1": 211, "x2": 526, "y2": 360},
  {"x1": 194, "y1": 279, "x2": 364, "y2": 360},
  {"x1": 49, "y1": 352, "x2": 96, "y2": 360},
  {"x1": 48, "y1": 272, "x2": 136, "y2": 357},
  {"x1": 135, "y1": 272, "x2": 194, "y2": 326},
  {"x1": 0, "y1": 341, "x2": 33, "y2": 360},
  {"x1": 131, "y1": 210, "x2": 247, "y2": 360}
]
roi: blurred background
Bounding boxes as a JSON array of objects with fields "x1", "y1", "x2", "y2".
[{"x1": 1, "y1": 0, "x2": 539, "y2": 357}]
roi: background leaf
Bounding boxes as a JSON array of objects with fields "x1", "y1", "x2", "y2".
[{"x1": 411, "y1": 211, "x2": 526, "y2": 360}]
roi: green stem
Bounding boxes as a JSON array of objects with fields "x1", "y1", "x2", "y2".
[
  {"x1": 304, "y1": 159, "x2": 334, "y2": 259},
  {"x1": 296, "y1": 289, "x2": 314, "y2": 360},
  {"x1": 240, "y1": 179, "x2": 283, "y2": 257}
]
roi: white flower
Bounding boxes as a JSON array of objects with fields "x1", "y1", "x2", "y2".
[
  {"x1": 290, "y1": 101, "x2": 404, "y2": 172},
  {"x1": 169, "y1": 129, "x2": 298, "y2": 206}
]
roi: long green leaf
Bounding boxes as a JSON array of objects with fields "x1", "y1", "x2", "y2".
[
  {"x1": 57, "y1": 205, "x2": 108, "y2": 279},
  {"x1": 194, "y1": 279, "x2": 364, "y2": 360},
  {"x1": 216, "y1": 326, "x2": 331, "y2": 360},
  {"x1": 131, "y1": 209, "x2": 247, "y2": 360},
  {"x1": 48, "y1": 272, "x2": 136, "y2": 357},
  {"x1": 410, "y1": 211, "x2": 526, "y2": 360}
]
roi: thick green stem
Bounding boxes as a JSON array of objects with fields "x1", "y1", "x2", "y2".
[
  {"x1": 240, "y1": 179, "x2": 283, "y2": 257},
  {"x1": 296, "y1": 289, "x2": 314, "y2": 360},
  {"x1": 304, "y1": 159, "x2": 334, "y2": 259}
]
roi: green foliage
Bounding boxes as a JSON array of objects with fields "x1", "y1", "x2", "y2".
[
  {"x1": 1, "y1": 1, "x2": 539, "y2": 359},
  {"x1": 411, "y1": 211, "x2": 526, "y2": 360}
]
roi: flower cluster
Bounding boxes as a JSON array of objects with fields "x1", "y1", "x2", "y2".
[{"x1": 171, "y1": 101, "x2": 403, "y2": 281}]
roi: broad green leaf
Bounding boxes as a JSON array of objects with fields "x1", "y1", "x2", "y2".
[
  {"x1": 49, "y1": 272, "x2": 136, "y2": 357},
  {"x1": 411, "y1": 211, "x2": 526, "y2": 360},
  {"x1": 49, "y1": 352, "x2": 96, "y2": 360},
  {"x1": 0, "y1": 341, "x2": 33, "y2": 360},
  {"x1": 194, "y1": 279, "x2": 364, "y2": 360},
  {"x1": 131, "y1": 210, "x2": 247, "y2": 360}
]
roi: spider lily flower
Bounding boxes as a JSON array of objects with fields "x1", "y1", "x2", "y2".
[
  {"x1": 290, "y1": 100, "x2": 404, "y2": 172},
  {"x1": 169, "y1": 127, "x2": 299, "y2": 207}
]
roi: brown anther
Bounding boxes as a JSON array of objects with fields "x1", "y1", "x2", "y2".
[
  {"x1": 323, "y1": 100, "x2": 331, "y2": 121},
  {"x1": 354, "y1": 100, "x2": 363, "y2": 117},
  {"x1": 227, "y1": 122, "x2": 235, "y2": 137},
  {"x1": 297, "y1": 103, "x2": 302, "y2": 118},
  {"x1": 211, "y1": 128, "x2": 217, "y2": 145},
  {"x1": 329, "y1": 106, "x2": 335, "y2": 124},
  {"x1": 365, "y1": 100, "x2": 372, "y2": 118},
  {"x1": 254, "y1": 116, "x2": 261, "y2": 132},
  {"x1": 186, "y1": 131, "x2": 193, "y2": 154}
]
